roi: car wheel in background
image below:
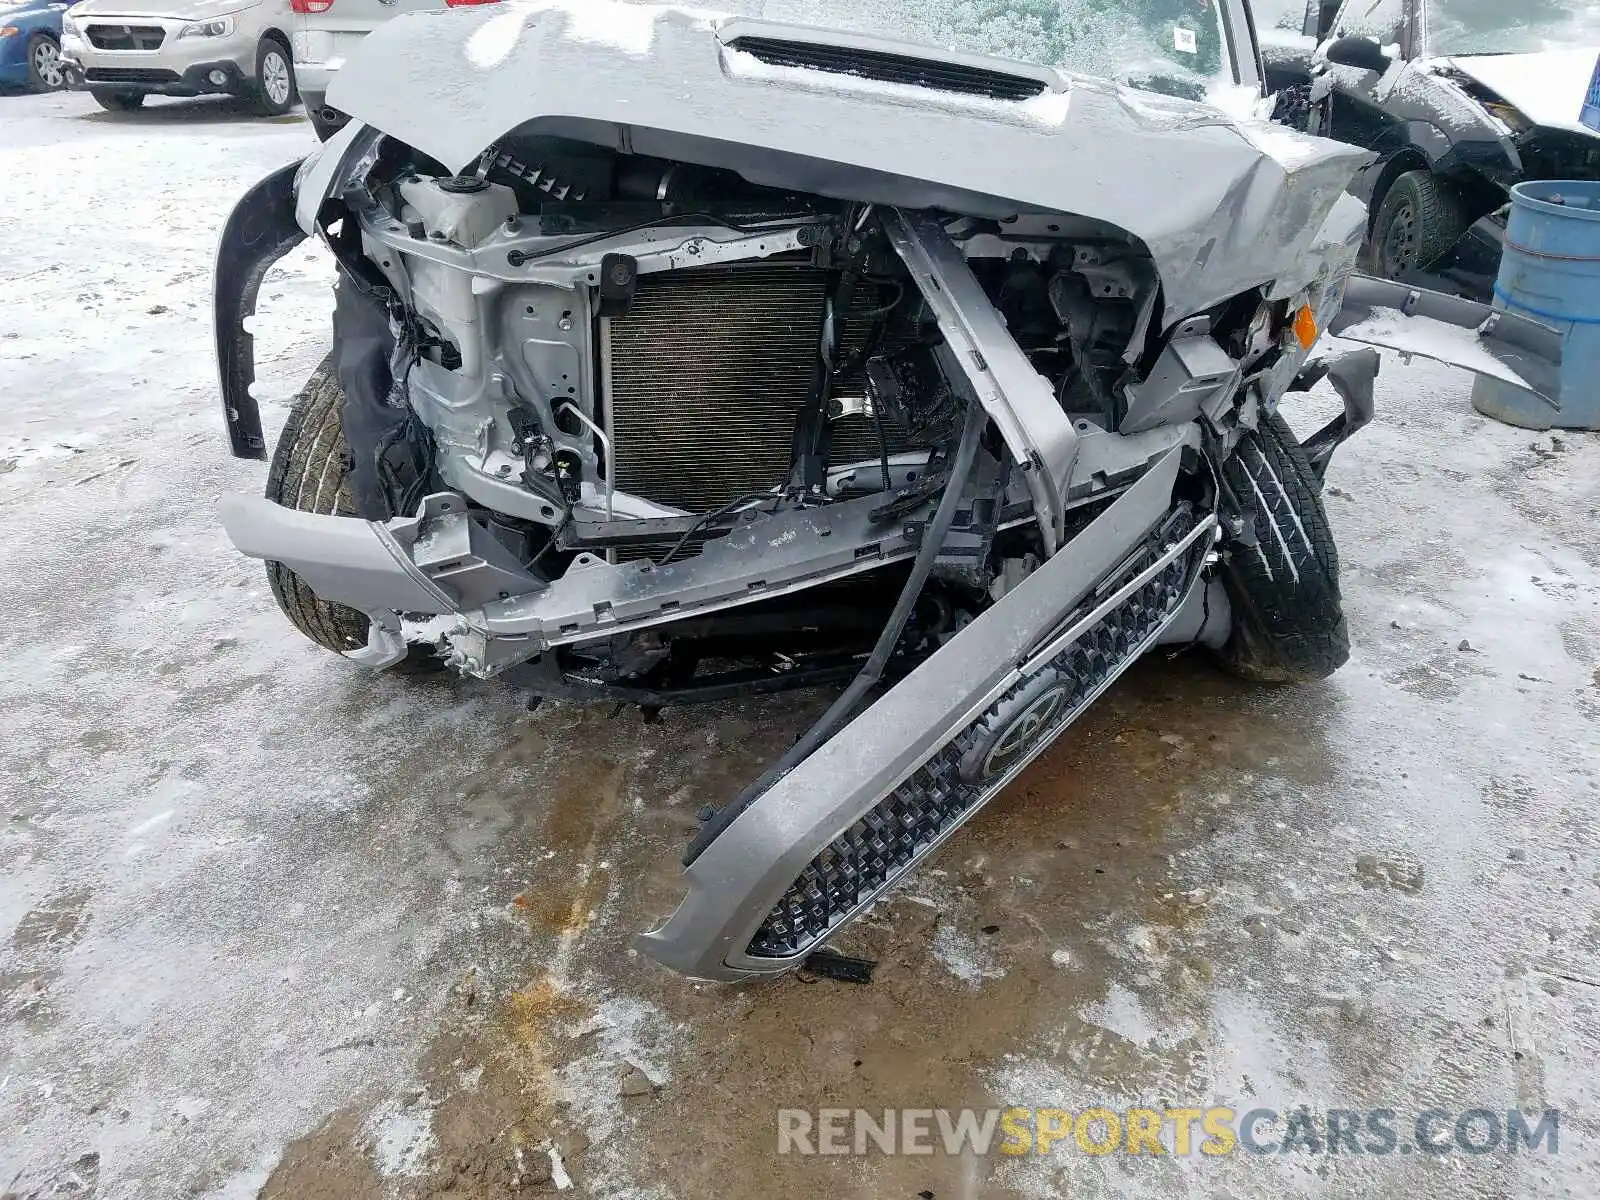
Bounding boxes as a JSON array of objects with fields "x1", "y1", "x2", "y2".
[
  {"x1": 1371, "y1": 170, "x2": 1468, "y2": 279},
  {"x1": 27, "y1": 32, "x2": 66, "y2": 91},
  {"x1": 90, "y1": 90, "x2": 145, "y2": 112},
  {"x1": 250, "y1": 37, "x2": 296, "y2": 117}
]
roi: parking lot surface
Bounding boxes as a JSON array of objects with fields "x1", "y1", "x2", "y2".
[{"x1": 1, "y1": 90, "x2": 1598, "y2": 1199}]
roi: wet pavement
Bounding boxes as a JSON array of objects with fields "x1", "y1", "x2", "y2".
[{"x1": 2, "y1": 90, "x2": 1598, "y2": 1199}]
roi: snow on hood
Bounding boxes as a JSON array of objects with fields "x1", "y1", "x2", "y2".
[
  {"x1": 325, "y1": 0, "x2": 1372, "y2": 325},
  {"x1": 1448, "y1": 49, "x2": 1600, "y2": 138}
]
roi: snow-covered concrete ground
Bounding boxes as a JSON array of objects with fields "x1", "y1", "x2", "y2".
[{"x1": 1, "y1": 88, "x2": 1597, "y2": 1200}]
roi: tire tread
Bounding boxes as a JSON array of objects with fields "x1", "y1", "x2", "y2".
[
  {"x1": 1216, "y1": 411, "x2": 1350, "y2": 684},
  {"x1": 1375, "y1": 170, "x2": 1469, "y2": 276}
]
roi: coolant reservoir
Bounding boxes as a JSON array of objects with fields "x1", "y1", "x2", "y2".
[{"x1": 398, "y1": 175, "x2": 519, "y2": 249}]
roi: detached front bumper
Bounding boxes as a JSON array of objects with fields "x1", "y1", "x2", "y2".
[
  {"x1": 639, "y1": 451, "x2": 1216, "y2": 980},
  {"x1": 1329, "y1": 273, "x2": 1562, "y2": 403}
]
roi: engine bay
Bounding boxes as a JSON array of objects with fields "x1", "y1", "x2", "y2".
[
  {"x1": 277, "y1": 130, "x2": 1307, "y2": 687},
  {"x1": 362, "y1": 134, "x2": 1162, "y2": 523}
]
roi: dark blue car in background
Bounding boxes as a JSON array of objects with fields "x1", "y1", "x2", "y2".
[{"x1": 0, "y1": 0, "x2": 77, "y2": 92}]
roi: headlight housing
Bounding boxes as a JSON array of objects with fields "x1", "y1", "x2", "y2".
[{"x1": 179, "y1": 15, "x2": 235, "y2": 37}]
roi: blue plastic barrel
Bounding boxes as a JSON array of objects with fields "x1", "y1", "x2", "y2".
[{"x1": 1471, "y1": 179, "x2": 1600, "y2": 431}]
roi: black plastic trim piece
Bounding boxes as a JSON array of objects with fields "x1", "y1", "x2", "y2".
[
  {"x1": 213, "y1": 160, "x2": 307, "y2": 459},
  {"x1": 725, "y1": 35, "x2": 1048, "y2": 100}
]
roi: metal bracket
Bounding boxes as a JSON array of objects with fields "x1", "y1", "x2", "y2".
[
  {"x1": 1291, "y1": 348, "x2": 1381, "y2": 482},
  {"x1": 882, "y1": 210, "x2": 1079, "y2": 551}
]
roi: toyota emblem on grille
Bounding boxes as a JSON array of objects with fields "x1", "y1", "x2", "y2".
[{"x1": 961, "y1": 672, "x2": 1073, "y2": 783}]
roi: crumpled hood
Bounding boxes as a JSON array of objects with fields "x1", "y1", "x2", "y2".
[
  {"x1": 1448, "y1": 49, "x2": 1600, "y2": 137},
  {"x1": 326, "y1": 0, "x2": 1372, "y2": 325}
]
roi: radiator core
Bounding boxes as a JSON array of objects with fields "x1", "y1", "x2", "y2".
[{"x1": 603, "y1": 263, "x2": 827, "y2": 513}]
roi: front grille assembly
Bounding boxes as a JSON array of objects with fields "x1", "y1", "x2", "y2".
[
  {"x1": 746, "y1": 510, "x2": 1210, "y2": 959},
  {"x1": 86, "y1": 24, "x2": 166, "y2": 50},
  {"x1": 725, "y1": 35, "x2": 1050, "y2": 101}
]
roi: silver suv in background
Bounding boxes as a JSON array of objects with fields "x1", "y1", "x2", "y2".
[
  {"x1": 291, "y1": 0, "x2": 458, "y2": 140},
  {"x1": 60, "y1": 0, "x2": 298, "y2": 114}
]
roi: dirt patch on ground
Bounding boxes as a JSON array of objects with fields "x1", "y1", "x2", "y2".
[
  {"x1": 260, "y1": 660, "x2": 1324, "y2": 1200},
  {"x1": 260, "y1": 1106, "x2": 385, "y2": 1200}
]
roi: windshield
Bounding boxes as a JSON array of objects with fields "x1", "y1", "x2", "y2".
[
  {"x1": 1426, "y1": 0, "x2": 1600, "y2": 56},
  {"x1": 729, "y1": 0, "x2": 1240, "y2": 102}
]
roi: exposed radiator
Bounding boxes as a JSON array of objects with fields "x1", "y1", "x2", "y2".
[
  {"x1": 604, "y1": 263, "x2": 827, "y2": 513},
  {"x1": 602, "y1": 261, "x2": 924, "y2": 515}
]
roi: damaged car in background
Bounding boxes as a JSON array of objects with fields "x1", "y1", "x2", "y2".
[
  {"x1": 213, "y1": 0, "x2": 1561, "y2": 981},
  {"x1": 1281, "y1": 0, "x2": 1600, "y2": 298}
]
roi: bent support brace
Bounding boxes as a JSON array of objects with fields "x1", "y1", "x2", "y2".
[{"x1": 1292, "y1": 348, "x2": 1379, "y2": 482}]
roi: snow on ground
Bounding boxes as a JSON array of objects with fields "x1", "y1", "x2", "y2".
[{"x1": 1, "y1": 86, "x2": 1598, "y2": 1200}]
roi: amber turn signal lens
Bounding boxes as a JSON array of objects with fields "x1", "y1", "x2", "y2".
[{"x1": 1293, "y1": 305, "x2": 1319, "y2": 351}]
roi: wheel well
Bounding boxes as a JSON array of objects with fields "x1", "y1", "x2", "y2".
[
  {"x1": 1366, "y1": 151, "x2": 1428, "y2": 234},
  {"x1": 260, "y1": 27, "x2": 291, "y2": 56}
]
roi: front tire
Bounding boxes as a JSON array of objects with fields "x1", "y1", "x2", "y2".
[
  {"x1": 250, "y1": 37, "x2": 295, "y2": 116},
  {"x1": 1215, "y1": 412, "x2": 1350, "y2": 684},
  {"x1": 27, "y1": 32, "x2": 66, "y2": 92},
  {"x1": 265, "y1": 356, "x2": 439, "y2": 672},
  {"x1": 1372, "y1": 170, "x2": 1468, "y2": 279},
  {"x1": 90, "y1": 90, "x2": 145, "y2": 112}
]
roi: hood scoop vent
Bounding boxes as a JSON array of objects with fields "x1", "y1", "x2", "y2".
[{"x1": 724, "y1": 35, "x2": 1050, "y2": 102}]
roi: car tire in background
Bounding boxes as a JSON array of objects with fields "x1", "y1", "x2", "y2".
[
  {"x1": 250, "y1": 37, "x2": 296, "y2": 117},
  {"x1": 90, "y1": 90, "x2": 145, "y2": 112},
  {"x1": 1371, "y1": 169, "x2": 1469, "y2": 279},
  {"x1": 27, "y1": 31, "x2": 67, "y2": 91},
  {"x1": 264, "y1": 355, "x2": 440, "y2": 673},
  {"x1": 1214, "y1": 412, "x2": 1350, "y2": 684}
]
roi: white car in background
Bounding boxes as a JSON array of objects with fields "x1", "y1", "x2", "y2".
[
  {"x1": 60, "y1": 0, "x2": 298, "y2": 114},
  {"x1": 292, "y1": 0, "x2": 483, "y2": 139}
]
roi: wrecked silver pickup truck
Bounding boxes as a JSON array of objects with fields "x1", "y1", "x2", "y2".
[{"x1": 213, "y1": 0, "x2": 1561, "y2": 981}]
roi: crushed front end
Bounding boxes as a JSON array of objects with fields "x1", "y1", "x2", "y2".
[{"x1": 213, "y1": 1, "x2": 1564, "y2": 981}]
